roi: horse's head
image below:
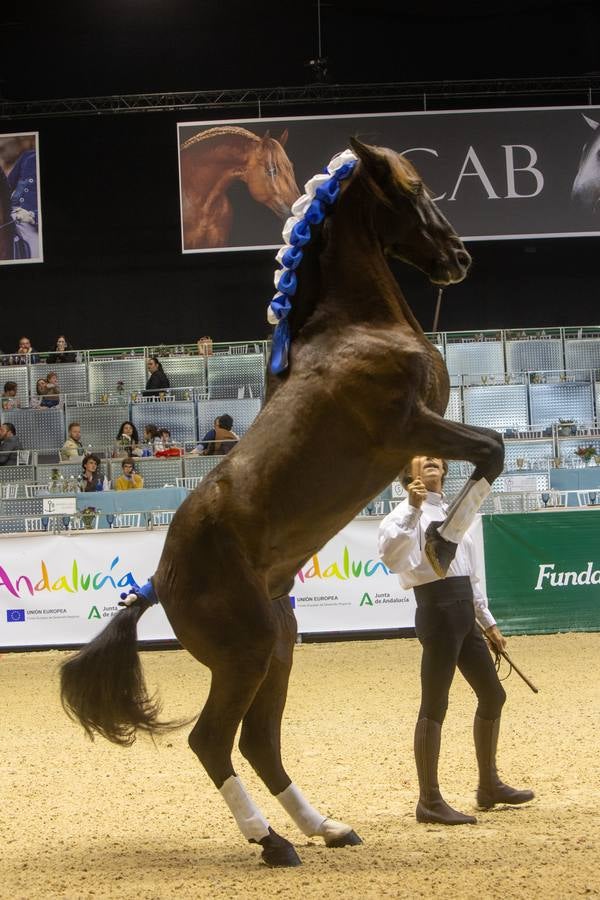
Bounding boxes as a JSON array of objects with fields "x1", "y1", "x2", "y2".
[
  {"x1": 245, "y1": 130, "x2": 301, "y2": 218},
  {"x1": 348, "y1": 138, "x2": 471, "y2": 286},
  {"x1": 571, "y1": 114, "x2": 600, "y2": 215}
]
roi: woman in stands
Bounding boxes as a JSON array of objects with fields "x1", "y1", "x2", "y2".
[
  {"x1": 80, "y1": 453, "x2": 104, "y2": 492},
  {"x1": 47, "y1": 335, "x2": 77, "y2": 364},
  {"x1": 113, "y1": 421, "x2": 141, "y2": 458}
]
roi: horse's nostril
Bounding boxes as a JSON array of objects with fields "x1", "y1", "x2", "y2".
[{"x1": 456, "y1": 249, "x2": 471, "y2": 269}]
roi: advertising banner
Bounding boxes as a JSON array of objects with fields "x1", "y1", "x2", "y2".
[
  {"x1": 482, "y1": 511, "x2": 600, "y2": 634},
  {"x1": 177, "y1": 106, "x2": 600, "y2": 253},
  {"x1": 0, "y1": 520, "x2": 411, "y2": 649},
  {"x1": 0, "y1": 131, "x2": 43, "y2": 265}
]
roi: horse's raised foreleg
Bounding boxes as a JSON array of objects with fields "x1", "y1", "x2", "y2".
[
  {"x1": 408, "y1": 411, "x2": 505, "y2": 576},
  {"x1": 187, "y1": 637, "x2": 301, "y2": 868},
  {"x1": 239, "y1": 597, "x2": 362, "y2": 850}
]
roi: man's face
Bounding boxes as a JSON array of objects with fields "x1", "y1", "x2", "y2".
[
  {"x1": 70, "y1": 425, "x2": 81, "y2": 442},
  {"x1": 410, "y1": 456, "x2": 445, "y2": 492},
  {"x1": 122, "y1": 462, "x2": 134, "y2": 476},
  {"x1": 147, "y1": 359, "x2": 158, "y2": 373},
  {"x1": 18, "y1": 338, "x2": 31, "y2": 353},
  {"x1": 0, "y1": 425, "x2": 7, "y2": 440}
]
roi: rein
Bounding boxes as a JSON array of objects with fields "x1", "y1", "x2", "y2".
[
  {"x1": 0, "y1": 219, "x2": 14, "y2": 231},
  {"x1": 267, "y1": 149, "x2": 358, "y2": 375}
]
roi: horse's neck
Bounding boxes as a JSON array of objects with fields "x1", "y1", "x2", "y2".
[{"x1": 187, "y1": 138, "x2": 254, "y2": 197}]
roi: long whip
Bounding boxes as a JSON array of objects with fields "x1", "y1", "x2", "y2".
[
  {"x1": 478, "y1": 623, "x2": 539, "y2": 694},
  {"x1": 432, "y1": 287, "x2": 443, "y2": 333}
]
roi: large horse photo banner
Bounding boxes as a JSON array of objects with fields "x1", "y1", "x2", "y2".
[
  {"x1": 0, "y1": 131, "x2": 43, "y2": 265},
  {"x1": 177, "y1": 106, "x2": 600, "y2": 252}
]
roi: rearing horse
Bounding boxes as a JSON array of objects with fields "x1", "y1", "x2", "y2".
[
  {"x1": 180, "y1": 126, "x2": 300, "y2": 249},
  {"x1": 61, "y1": 139, "x2": 504, "y2": 868}
]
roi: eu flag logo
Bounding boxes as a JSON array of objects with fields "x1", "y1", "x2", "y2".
[{"x1": 6, "y1": 609, "x2": 26, "y2": 622}]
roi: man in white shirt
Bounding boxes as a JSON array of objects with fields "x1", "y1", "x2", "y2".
[{"x1": 378, "y1": 456, "x2": 533, "y2": 825}]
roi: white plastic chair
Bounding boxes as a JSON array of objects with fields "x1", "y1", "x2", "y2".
[
  {"x1": 176, "y1": 476, "x2": 202, "y2": 489},
  {"x1": 1, "y1": 483, "x2": 19, "y2": 499},
  {"x1": 113, "y1": 512, "x2": 142, "y2": 528},
  {"x1": 17, "y1": 450, "x2": 31, "y2": 464},
  {"x1": 25, "y1": 517, "x2": 46, "y2": 532},
  {"x1": 151, "y1": 509, "x2": 175, "y2": 526},
  {"x1": 25, "y1": 484, "x2": 53, "y2": 498},
  {"x1": 576, "y1": 490, "x2": 599, "y2": 508}
]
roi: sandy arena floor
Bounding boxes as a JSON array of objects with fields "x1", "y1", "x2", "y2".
[{"x1": 1, "y1": 632, "x2": 599, "y2": 899}]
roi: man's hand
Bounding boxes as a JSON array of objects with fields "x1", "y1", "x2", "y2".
[
  {"x1": 485, "y1": 624, "x2": 507, "y2": 653},
  {"x1": 408, "y1": 477, "x2": 428, "y2": 509},
  {"x1": 13, "y1": 207, "x2": 36, "y2": 226}
]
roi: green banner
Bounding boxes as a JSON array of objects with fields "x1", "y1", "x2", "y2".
[{"x1": 482, "y1": 512, "x2": 600, "y2": 635}]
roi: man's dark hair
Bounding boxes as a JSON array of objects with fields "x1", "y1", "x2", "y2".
[
  {"x1": 3, "y1": 422, "x2": 16, "y2": 436},
  {"x1": 3, "y1": 381, "x2": 17, "y2": 393},
  {"x1": 218, "y1": 414, "x2": 234, "y2": 430}
]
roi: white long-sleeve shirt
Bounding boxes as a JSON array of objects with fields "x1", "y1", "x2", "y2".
[{"x1": 378, "y1": 491, "x2": 495, "y2": 631}]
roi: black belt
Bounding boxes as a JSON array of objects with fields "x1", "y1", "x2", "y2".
[{"x1": 413, "y1": 576, "x2": 473, "y2": 604}]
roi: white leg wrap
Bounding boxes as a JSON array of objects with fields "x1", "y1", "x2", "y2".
[
  {"x1": 219, "y1": 775, "x2": 270, "y2": 842},
  {"x1": 440, "y1": 477, "x2": 491, "y2": 544},
  {"x1": 276, "y1": 783, "x2": 352, "y2": 843}
]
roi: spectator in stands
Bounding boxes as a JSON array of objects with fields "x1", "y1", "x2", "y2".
[
  {"x1": 155, "y1": 427, "x2": 172, "y2": 452},
  {"x1": 0, "y1": 422, "x2": 22, "y2": 466},
  {"x1": 192, "y1": 414, "x2": 239, "y2": 456},
  {"x1": 32, "y1": 377, "x2": 48, "y2": 408},
  {"x1": 10, "y1": 336, "x2": 39, "y2": 365},
  {"x1": 2, "y1": 381, "x2": 20, "y2": 410},
  {"x1": 47, "y1": 335, "x2": 77, "y2": 364},
  {"x1": 114, "y1": 458, "x2": 144, "y2": 491},
  {"x1": 80, "y1": 453, "x2": 103, "y2": 492},
  {"x1": 143, "y1": 356, "x2": 170, "y2": 396},
  {"x1": 197, "y1": 335, "x2": 214, "y2": 356},
  {"x1": 113, "y1": 421, "x2": 141, "y2": 458},
  {"x1": 41, "y1": 371, "x2": 60, "y2": 408},
  {"x1": 142, "y1": 424, "x2": 159, "y2": 455},
  {"x1": 62, "y1": 422, "x2": 84, "y2": 459}
]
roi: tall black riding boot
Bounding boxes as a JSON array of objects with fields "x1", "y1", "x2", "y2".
[
  {"x1": 414, "y1": 718, "x2": 477, "y2": 825},
  {"x1": 473, "y1": 715, "x2": 535, "y2": 809}
]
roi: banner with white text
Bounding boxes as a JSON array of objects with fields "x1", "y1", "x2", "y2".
[{"x1": 177, "y1": 106, "x2": 600, "y2": 253}]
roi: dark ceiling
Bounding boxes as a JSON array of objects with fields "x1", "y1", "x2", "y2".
[{"x1": 1, "y1": 1, "x2": 599, "y2": 102}]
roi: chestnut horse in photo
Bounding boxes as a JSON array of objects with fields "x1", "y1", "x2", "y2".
[
  {"x1": 61, "y1": 139, "x2": 504, "y2": 868},
  {"x1": 0, "y1": 169, "x2": 15, "y2": 261},
  {"x1": 180, "y1": 126, "x2": 300, "y2": 249}
]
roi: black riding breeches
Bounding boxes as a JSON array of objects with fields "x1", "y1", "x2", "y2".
[{"x1": 414, "y1": 577, "x2": 506, "y2": 724}]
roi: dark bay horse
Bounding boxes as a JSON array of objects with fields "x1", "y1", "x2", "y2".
[
  {"x1": 0, "y1": 169, "x2": 15, "y2": 261},
  {"x1": 180, "y1": 126, "x2": 300, "y2": 249},
  {"x1": 61, "y1": 138, "x2": 504, "y2": 868}
]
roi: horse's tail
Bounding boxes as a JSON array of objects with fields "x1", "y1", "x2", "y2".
[{"x1": 60, "y1": 599, "x2": 184, "y2": 746}]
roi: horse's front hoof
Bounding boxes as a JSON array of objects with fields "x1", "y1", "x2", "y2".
[
  {"x1": 325, "y1": 829, "x2": 363, "y2": 848},
  {"x1": 259, "y1": 827, "x2": 302, "y2": 867}
]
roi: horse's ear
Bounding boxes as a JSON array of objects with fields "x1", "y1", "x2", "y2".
[
  {"x1": 350, "y1": 136, "x2": 388, "y2": 178},
  {"x1": 261, "y1": 129, "x2": 271, "y2": 141},
  {"x1": 278, "y1": 129, "x2": 289, "y2": 147}
]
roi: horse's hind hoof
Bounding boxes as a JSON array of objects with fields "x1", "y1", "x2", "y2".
[
  {"x1": 325, "y1": 829, "x2": 363, "y2": 848},
  {"x1": 259, "y1": 827, "x2": 302, "y2": 868}
]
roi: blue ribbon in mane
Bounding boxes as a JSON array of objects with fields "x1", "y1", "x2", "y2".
[{"x1": 268, "y1": 153, "x2": 357, "y2": 375}]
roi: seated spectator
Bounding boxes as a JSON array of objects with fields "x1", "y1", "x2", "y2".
[
  {"x1": 143, "y1": 356, "x2": 170, "y2": 396},
  {"x1": 10, "y1": 336, "x2": 40, "y2": 365},
  {"x1": 142, "y1": 424, "x2": 160, "y2": 455},
  {"x1": 80, "y1": 453, "x2": 103, "y2": 492},
  {"x1": 62, "y1": 421, "x2": 84, "y2": 460},
  {"x1": 113, "y1": 420, "x2": 141, "y2": 458},
  {"x1": 114, "y1": 458, "x2": 144, "y2": 491},
  {"x1": 32, "y1": 377, "x2": 47, "y2": 408},
  {"x1": 192, "y1": 414, "x2": 239, "y2": 456},
  {"x1": 46, "y1": 335, "x2": 77, "y2": 364},
  {"x1": 197, "y1": 335, "x2": 214, "y2": 356},
  {"x1": 2, "y1": 381, "x2": 20, "y2": 410},
  {"x1": 155, "y1": 427, "x2": 172, "y2": 452},
  {"x1": 0, "y1": 422, "x2": 23, "y2": 466},
  {"x1": 40, "y1": 371, "x2": 60, "y2": 408}
]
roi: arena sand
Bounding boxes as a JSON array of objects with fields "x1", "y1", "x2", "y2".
[{"x1": 1, "y1": 632, "x2": 599, "y2": 899}]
